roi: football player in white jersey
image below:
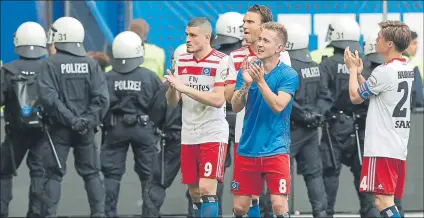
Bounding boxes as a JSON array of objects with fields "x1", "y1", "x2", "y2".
[
  {"x1": 165, "y1": 17, "x2": 229, "y2": 218},
  {"x1": 345, "y1": 20, "x2": 413, "y2": 218}
]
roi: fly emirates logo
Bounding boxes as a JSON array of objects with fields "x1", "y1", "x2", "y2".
[{"x1": 186, "y1": 75, "x2": 211, "y2": 92}]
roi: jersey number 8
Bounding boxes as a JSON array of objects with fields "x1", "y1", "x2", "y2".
[{"x1": 279, "y1": 179, "x2": 287, "y2": 194}]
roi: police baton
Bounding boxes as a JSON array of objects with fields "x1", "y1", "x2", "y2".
[
  {"x1": 352, "y1": 112, "x2": 363, "y2": 166},
  {"x1": 160, "y1": 132, "x2": 166, "y2": 186},
  {"x1": 37, "y1": 112, "x2": 62, "y2": 170},
  {"x1": 324, "y1": 116, "x2": 338, "y2": 170},
  {"x1": 4, "y1": 123, "x2": 18, "y2": 177}
]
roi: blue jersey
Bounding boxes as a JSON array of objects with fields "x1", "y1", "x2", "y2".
[{"x1": 235, "y1": 62, "x2": 299, "y2": 157}]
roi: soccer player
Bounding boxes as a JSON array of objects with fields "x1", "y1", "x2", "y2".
[
  {"x1": 224, "y1": 5, "x2": 291, "y2": 216},
  {"x1": 165, "y1": 17, "x2": 229, "y2": 218},
  {"x1": 231, "y1": 22, "x2": 299, "y2": 218},
  {"x1": 345, "y1": 20, "x2": 413, "y2": 218}
]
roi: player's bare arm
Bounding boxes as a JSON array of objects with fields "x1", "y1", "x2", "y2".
[
  {"x1": 344, "y1": 47, "x2": 364, "y2": 104},
  {"x1": 231, "y1": 83, "x2": 250, "y2": 112},
  {"x1": 225, "y1": 84, "x2": 236, "y2": 102},
  {"x1": 249, "y1": 61, "x2": 292, "y2": 113},
  {"x1": 165, "y1": 74, "x2": 182, "y2": 106},
  {"x1": 232, "y1": 61, "x2": 253, "y2": 112},
  {"x1": 181, "y1": 84, "x2": 226, "y2": 108}
]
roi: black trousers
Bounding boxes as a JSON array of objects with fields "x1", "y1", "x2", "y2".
[
  {"x1": 101, "y1": 120, "x2": 158, "y2": 217},
  {"x1": 40, "y1": 126, "x2": 104, "y2": 217},
  {"x1": 0, "y1": 127, "x2": 45, "y2": 217}
]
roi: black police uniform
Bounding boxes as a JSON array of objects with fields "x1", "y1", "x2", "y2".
[
  {"x1": 37, "y1": 50, "x2": 110, "y2": 217},
  {"x1": 319, "y1": 48, "x2": 379, "y2": 218},
  {"x1": 142, "y1": 82, "x2": 182, "y2": 217},
  {"x1": 289, "y1": 53, "x2": 333, "y2": 218},
  {"x1": 101, "y1": 66, "x2": 161, "y2": 217},
  {"x1": 0, "y1": 59, "x2": 47, "y2": 217}
]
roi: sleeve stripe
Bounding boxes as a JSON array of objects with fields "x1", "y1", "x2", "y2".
[
  {"x1": 225, "y1": 80, "x2": 236, "y2": 84},
  {"x1": 358, "y1": 82, "x2": 372, "y2": 100},
  {"x1": 214, "y1": 82, "x2": 226, "y2": 86}
]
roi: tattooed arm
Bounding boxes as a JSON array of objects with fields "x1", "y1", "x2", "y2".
[{"x1": 231, "y1": 83, "x2": 250, "y2": 112}]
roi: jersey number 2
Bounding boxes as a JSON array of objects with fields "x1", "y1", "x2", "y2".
[{"x1": 392, "y1": 81, "x2": 409, "y2": 118}]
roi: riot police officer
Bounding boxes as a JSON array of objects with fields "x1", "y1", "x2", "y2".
[
  {"x1": 100, "y1": 31, "x2": 162, "y2": 217},
  {"x1": 209, "y1": 11, "x2": 244, "y2": 217},
  {"x1": 36, "y1": 17, "x2": 110, "y2": 217},
  {"x1": 318, "y1": 18, "x2": 380, "y2": 218},
  {"x1": 0, "y1": 22, "x2": 48, "y2": 217},
  {"x1": 285, "y1": 22, "x2": 332, "y2": 218},
  {"x1": 143, "y1": 43, "x2": 186, "y2": 217}
]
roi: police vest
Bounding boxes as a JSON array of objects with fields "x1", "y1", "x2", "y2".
[
  {"x1": 3, "y1": 60, "x2": 43, "y2": 128},
  {"x1": 404, "y1": 55, "x2": 424, "y2": 83},
  {"x1": 310, "y1": 47, "x2": 335, "y2": 64},
  {"x1": 139, "y1": 43, "x2": 166, "y2": 79}
]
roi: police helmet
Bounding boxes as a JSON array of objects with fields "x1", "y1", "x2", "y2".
[
  {"x1": 284, "y1": 22, "x2": 312, "y2": 62},
  {"x1": 326, "y1": 18, "x2": 361, "y2": 52},
  {"x1": 112, "y1": 31, "x2": 144, "y2": 73},
  {"x1": 50, "y1": 17, "x2": 86, "y2": 56},
  {"x1": 171, "y1": 44, "x2": 188, "y2": 70},
  {"x1": 211, "y1": 12, "x2": 244, "y2": 47},
  {"x1": 14, "y1": 22, "x2": 47, "y2": 58},
  {"x1": 364, "y1": 32, "x2": 384, "y2": 65}
]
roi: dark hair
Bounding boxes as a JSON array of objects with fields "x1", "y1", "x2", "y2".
[
  {"x1": 411, "y1": 31, "x2": 418, "y2": 40},
  {"x1": 87, "y1": 51, "x2": 110, "y2": 71},
  {"x1": 378, "y1": 20, "x2": 411, "y2": 53},
  {"x1": 247, "y1": 5, "x2": 273, "y2": 24}
]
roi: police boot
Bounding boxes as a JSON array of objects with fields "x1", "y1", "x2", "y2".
[
  {"x1": 41, "y1": 179, "x2": 61, "y2": 217},
  {"x1": 259, "y1": 189, "x2": 273, "y2": 218},
  {"x1": 104, "y1": 178, "x2": 120, "y2": 217},
  {"x1": 323, "y1": 171, "x2": 339, "y2": 218},
  {"x1": 304, "y1": 175, "x2": 328, "y2": 218},
  {"x1": 357, "y1": 188, "x2": 380, "y2": 218},
  {"x1": 27, "y1": 177, "x2": 47, "y2": 217},
  {"x1": 216, "y1": 183, "x2": 224, "y2": 217},
  {"x1": 0, "y1": 179, "x2": 13, "y2": 217},
  {"x1": 141, "y1": 182, "x2": 166, "y2": 217},
  {"x1": 84, "y1": 175, "x2": 105, "y2": 217}
]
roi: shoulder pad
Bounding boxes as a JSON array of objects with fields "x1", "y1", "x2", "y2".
[{"x1": 2, "y1": 62, "x2": 19, "y2": 75}]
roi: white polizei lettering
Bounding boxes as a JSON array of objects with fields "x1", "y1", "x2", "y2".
[
  {"x1": 60, "y1": 63, "x2": 89, "y2": 74},
  {"x1": 301, "y1": 67, "x2": 320, "y2": 78},
  {"x1": 114, "y1": 80, "x2": 142, "y2": 91},
  {"x1": 337, "y1": 64, "x2": 349, "y2": 74},
  {"x1": 21, "y1": 71, "x2": 35, "y2": 75}
]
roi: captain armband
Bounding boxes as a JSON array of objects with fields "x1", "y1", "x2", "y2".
[{"x1": 357, "y1": 82, "x2": 372, "y2": 101}]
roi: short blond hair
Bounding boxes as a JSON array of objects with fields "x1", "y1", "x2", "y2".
[
  {"x1": 378, "y1": 20, "x2": 411, "y2": 52},
  {"x1": 261, "y1": 22, "x2": 288, "y2": 45}
]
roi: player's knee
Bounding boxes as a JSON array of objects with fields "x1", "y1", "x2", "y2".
[
  {"x1": 233, "y1": 201, "x2": 250, "y2": 215},
  {"x1": 188, "y1": 187, "x2": 201, "y2": 200},
  {"x1": 199, "y1": 178, "x2": 218, "y2": 195},
  {"x1": 271, "y1": 195, "x2": 288, "y2": 215},
  {"x1": 374, "y1": 194, "x2": 394, "y2": 211}
]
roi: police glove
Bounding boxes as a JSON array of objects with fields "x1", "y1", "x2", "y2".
[
  {"x1": 304, "y1": 112, "x2": 322, "y2": 128},
  {"x1": 72, "y1": 118, "x2": 90, "y2": 135}
]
